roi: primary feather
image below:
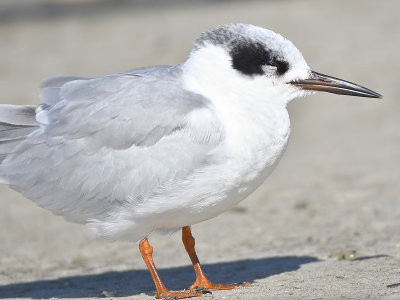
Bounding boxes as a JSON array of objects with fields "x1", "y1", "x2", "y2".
[{"x1": 0, "y1": 105, "x2": 38, "y2": 164}]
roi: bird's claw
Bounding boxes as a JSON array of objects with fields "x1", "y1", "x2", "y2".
[
  {"x1": 237, "y1": 282, "x2": 251, "y2": 287},
  {"x1": 192, "y1": 286, "x2": 212, "y2": 295}
]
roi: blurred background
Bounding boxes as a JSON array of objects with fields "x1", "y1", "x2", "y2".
[{"x1": 0, "y1": 0, "x2": 399, "y2": 299}]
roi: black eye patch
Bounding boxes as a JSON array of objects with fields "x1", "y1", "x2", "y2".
[{"x1": 230, "y1": 41, "x2": 289, "y2": 76}]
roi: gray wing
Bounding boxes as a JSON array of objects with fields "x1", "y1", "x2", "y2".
[
  {"x1": 0, "y1": 105, "x2": 38, "y2": 163},
  {"x1": 1, "y1": 66, "x2": 224, "y2": 223},
  {"x1": 37, "y1": 66, "x2": 209, "y2": 149}
]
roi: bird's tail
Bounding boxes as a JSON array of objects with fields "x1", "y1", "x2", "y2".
[{"x1": 0, "y1": 104, "x2": 39, "y2": 183}]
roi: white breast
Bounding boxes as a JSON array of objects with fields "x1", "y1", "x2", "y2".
[
  {"x1": 200, "y1": 90, "x2": 291, "y2": 212},
  {"x1": 136, "y1": 89, "x2": 292, "y2": 232}
]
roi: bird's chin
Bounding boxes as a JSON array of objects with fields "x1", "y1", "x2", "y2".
[
  {"x1": 284, "y1": 87, "x2": 315, "y2": 104},
  {"x1": 296, "y1": 89, "x2": 316, "y2": 99}
]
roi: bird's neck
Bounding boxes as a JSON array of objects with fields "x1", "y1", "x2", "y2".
[
  {"x1": 182, "y1": 51, "x2": 291, "y2": 200},
  {"x1": 182, "y1": 58, "x2": 290, "y2": 155},
  {"x1": 181, "y1": 44, "x2": 291, "y2": 165}
]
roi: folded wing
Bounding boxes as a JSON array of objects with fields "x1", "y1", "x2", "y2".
[{"x1": 1, "y1": 66, "x2": 224, "y2": 224}]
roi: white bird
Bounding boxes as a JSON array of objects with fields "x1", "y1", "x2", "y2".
[{"x1": 0, "y1": 24, "x2": 380, "y2": 299}]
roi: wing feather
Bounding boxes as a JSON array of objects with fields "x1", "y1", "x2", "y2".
[
  {"x1": 1, "y1": 66, "x2": 224, "y2": 224},
  {"x1": 37, "y1": 67, "x2": 208, "y2": 149}
]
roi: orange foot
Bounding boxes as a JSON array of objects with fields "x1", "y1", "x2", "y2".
[
  {"x1": 156, "y1": 289, "x2": 210, "y2": 300},
  {"x1": 189, "y1": 278, "x2": 250, "y2": 291}
]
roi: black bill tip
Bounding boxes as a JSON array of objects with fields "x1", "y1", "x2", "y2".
[{"x1": 290, "y1": 71, "x2": 382, "y2": 99}]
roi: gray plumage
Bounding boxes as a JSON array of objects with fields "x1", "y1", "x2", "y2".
[
  {"x1": 0, "y1": 65, "x2": 223, "y2": 239},
  {"x1": 0, "y1": 105, "x2": 38, "y2": 163}
]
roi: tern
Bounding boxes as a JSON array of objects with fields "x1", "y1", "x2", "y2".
[{"x1": 0, "y1": 24, "x2": 381, "y2": 299}]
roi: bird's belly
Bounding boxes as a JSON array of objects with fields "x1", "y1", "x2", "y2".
[
  {"x1": 178, "y1": 139, "x2": 289, "y2": 226},
  {"x1": 89, "y1": 107, "x2": 291, "y2": 241},
  {"x1": 145, "y1": 112, "x2": 291, "y2": 229}
]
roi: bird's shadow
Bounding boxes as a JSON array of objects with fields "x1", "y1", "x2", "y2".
[{"x1": 0, "y1": 256, "x2": 318, "y2": 298}]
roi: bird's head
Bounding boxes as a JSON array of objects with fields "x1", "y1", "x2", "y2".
[{"x1": 182, "y1": 23, "x2": 381, "y2": 105}]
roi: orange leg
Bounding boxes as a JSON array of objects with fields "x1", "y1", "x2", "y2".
[
  {"x1": 182, "y1": 226, "x2": 250, "y2": 291},
  {"x1": 139, "y1": 238, "x2": 205, "y2": 299}
]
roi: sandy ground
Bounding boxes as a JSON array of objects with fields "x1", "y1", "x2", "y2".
[{"x1": 0, "y1": 0, "x2": 399, "y2": 299}]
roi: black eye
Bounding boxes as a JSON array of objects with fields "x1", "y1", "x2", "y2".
[
  {"x1": 272, "y1": 60, "x2": 289, "y2": 76},
  {"x1": 230, "y1": 41, "x2": 289, "y2": 76}
]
